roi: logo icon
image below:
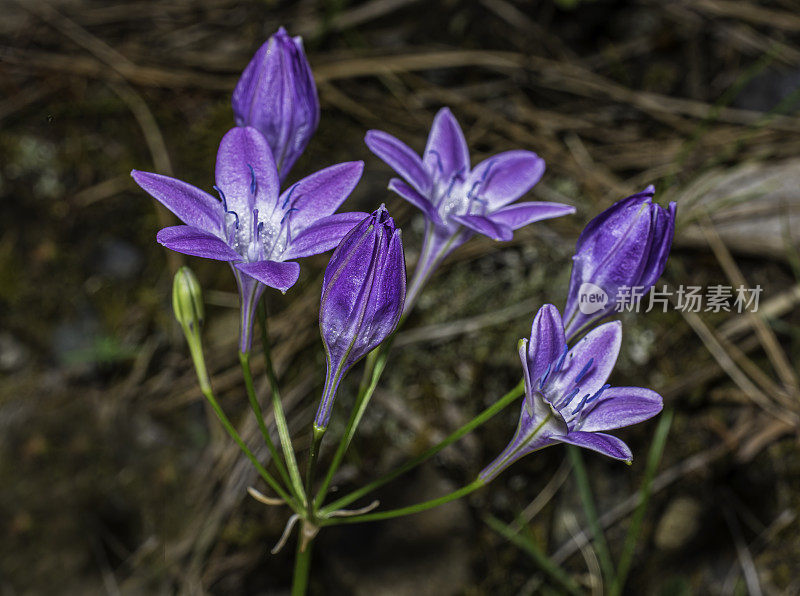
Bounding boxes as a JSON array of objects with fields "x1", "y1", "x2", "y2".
[{"x1": 577, "y1": 282, "x2": 608, "y2": 314}]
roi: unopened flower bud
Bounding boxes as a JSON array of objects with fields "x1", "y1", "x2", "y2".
[
  {"x1": 172, "y1": 266, "x2": 204, "y2": 333},
  {"x1": 563, "y1": 187, "x2": 676, "y2": 339},
  {"x1": 314, "y1": 206, "x2": 406, "y2": 429},
  {"x1": 232, "y1": 27, "x2": 319, "y2": 180}
]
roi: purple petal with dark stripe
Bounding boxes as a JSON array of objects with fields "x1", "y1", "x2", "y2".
[
  {"x1": 156, "y1": 225, "x2": 241, "y2": 261},
  {"x1": 131, "y1": 170, "x2": 222, "y2": 234},
  {"x1": 579, "y1": 387, "x2": 663, "y2": 432},
  {"x1": 234, "y1": 259, "x2": 300, "y2": 293},
  {"x1": 555, "y1": 431, "x2": 633, "y2": 462},
  {"x1": 365, "y1": 130, "x2": 431, "y2": 196},
  {"x1": 423, "y1": 107, "x2": 470, "y2": 182},
  {"x1": 215, "y1": 126, "x2": 279, "y2": 216},
  {"x1": 490, "y1": 201, "x2": 575, "y2": 230},
  {"x1": 279, "y1": 161, "x2": 364, "y2": 231},
  {"x1": 283, "y1": 212, "x2": 368, "y2": 260},
  {"x1": 468, "y1": 150, "x2": 545, "y2": 210},
  {"x1": 388, "y1": 178, "x2": 439, "y2": 223},
  {"x1": 450, "y1": 214, "x2": 513, "y2": 241}
]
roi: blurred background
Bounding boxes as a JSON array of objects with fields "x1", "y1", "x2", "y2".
[{"x1": 2, "y1": 0, "x2": 799, "y2": 594}]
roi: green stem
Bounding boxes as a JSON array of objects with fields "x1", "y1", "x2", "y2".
[
  {"x1": 484, "y1": 515, "x2": 582, "y2": 596},
  {"x1": 186, "y1": 336, "x2": 297, "y2": 511},
  {"x1": 239, "y1": 351, "x2": 294, "y2": 497},
  {"x1": 567, "y1": 446, "x2": 615, "y2": 583},
  {"x1": 313, "y1": 346, "x2": 390, "y2": 509},
  {"x1": 609, "y1": 409, "x2": 673, "y2": 596},
  {"x1": 291, "y1": 529, "x2": 314, "y2": 596},
  {"x1": 258, "y1": 306, "x2": 307, "y2": 506},
  {"x1": 305, "y1": 425, "x2": 325, "y2": 499},
  {"x1": 324, "y1": 479, "x2": 484, "y2": 525},
  {"x1": 320, "y1": 379, "x2": 524, "y2": 515}
]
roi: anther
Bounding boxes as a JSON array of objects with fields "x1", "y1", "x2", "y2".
[
  {"x1": 214, "y1": 185, "x2": 228, "y2": 211},
  {"x1": 280, "y1": 207, "x2": 298, "y2": 224},
  {"x1": 574, "y1": 358, "x2": 594, "y2": 385},
  {"x1": 427, "y1": 149, "x2": 444, "y2": 175},
  {"x1": 554, "y1": 346, "x2": 569, "y2": 373},
  {"x1": 558, "y1": 386, "x2": 580, "y2": 409},
  {"x1": 585, "y1": 383, "x2": 611, "y2": 405},
  {"x1": 247, "y1": 163, "x2": 257, "y2": 195},
  {"x1": 282, "y1": 183, "x2": 299, "y2": 209},
  {"x1": 539, "y1": 362, "x2": 553, "y2": 389},
  {"x1": 571, "y1": 392, "x2": 592, "y2": 415}
]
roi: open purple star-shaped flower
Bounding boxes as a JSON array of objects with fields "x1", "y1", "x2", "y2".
[
  {"x1": 365, "y1": 107, "x2": 575, "y2": 308},
  {"x1": 479, "y1": 304, "x2": 663, "y2": 482},
  {"x1": 132, "y1": 126, "x2": 366, "y2": 352}
]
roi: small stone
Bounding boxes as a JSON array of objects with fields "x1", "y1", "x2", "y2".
[{"x1": 654, "y1": 496, "x2": 702, "y2": 551}]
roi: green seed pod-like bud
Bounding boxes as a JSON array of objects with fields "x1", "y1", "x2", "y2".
[{"x1": 172, "y1": 266, "x2": 204, "y2": 333}]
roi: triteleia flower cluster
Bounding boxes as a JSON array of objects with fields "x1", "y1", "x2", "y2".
[
  {"x1": 316, "y1": 206, "x2": 406, "y2": 430},
  {"x1": 563, "y1": 186, "x2": 676, "y2": 339},
  {"x1": 480, "y1": 304, "x2": 663, "y2": 481},
  {"x1": 366, "y1": 108, "x2": 575, "y2": 308}
]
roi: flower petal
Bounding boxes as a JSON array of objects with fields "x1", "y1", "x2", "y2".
[
  {"x1": 388, "y1": 178, "x2": 440, "y2": 224},
  {"x1": 467, "y1": 150, "x2": 545, "y2": 210},
  {"x1": 490, "y1": 201, "x2": 575, "y2": 230},
  {"x1": 555, "y1": 431, "x2": 632, "y2": 462},
  {"x1": 479, "y1": 391, "x2": 567, "y2": 482},
  {"x1": 640, "y1": 201, "x2": 677, "y2": 289},
  {"x1": 526, "y1": 304, "x2": 567, "y2": 383},
  {"x1": 579, "y1": 387, "x2": 663, "y2": 432},
  {"x1": 279, "y1": 161, "x2": 364, "y2": 231},
  {"x1": 156, "y1": 225, "x2": 241, "y2": 261},
  {"x1": 423, "y1": 107, "x2": 470, "y2": 182},
  {"x1": 548, "y1": 321, "x2": 621, "y2": 409},
  {"x1": 235, "y1": 260, "x2": 300, "y2": 293},
  {"x1": 131, "y1": 170, "x2": 222, "y2": 234},
  {"x1": 282, "y1": 212, "x2": 368, "y2": 260},
  {"x1": 365, "y1": 130, "x2": 431, "y2": 196},
  {"x1": 215, "y1": 126, "x2": 280, "y2": 217},
  {"x1": 450, "y1": 214, "x2": 513, "y2": 241}
]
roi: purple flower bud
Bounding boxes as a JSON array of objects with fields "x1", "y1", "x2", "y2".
[
  {"x1": 315, "y1": 206, "x2": 406, "y2": 429},
  {"x1": 232, "y1": 27, "x2": 320, "y2": 181},
  {"x1": 562, "y1": 187, "x2": 676, "y2": 339}
]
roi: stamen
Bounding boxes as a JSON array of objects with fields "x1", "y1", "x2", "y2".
[
  {"x1": 585, "y1": 383, "x2": 611, "y2": 405},
  {"x1": 466, "y1": 180, "x2": 481, "y2": 199},
  {"x1": 247, "y1": 163, "x2": 257, "y2": 195},
  {"x1": 539, "y1": 362, "x2": 553, "y2": 389},
  {"x1": 444, "y1": 176, "x2": 459, "y2": 199},
  {"x1": 427, "y1": 149, "x2": 444, "y2": 175},
  {"x1": 478, "y1": 159, "x2": 496, "y2": 185},
  {"x1": 226, "y1": 210, "x2": 239, "y2": 228},
  {"x1": 574, "y1": 358, "x2": 594, "y2": 385},
  {"x1": 557, "y1": 386, "x2": 581, "y2": 409},
  {"x1": 282, "y1": 183, "x2": 299, "y2": 209},
  {"x1": 571, "y1": 392, "x2": 592, "y2": 415},
  {"x1": 214, "y1": 185, "x2": 228, "y2": 211},
  {"x1": 554, "y1": 346, "x2": 569, "y2": 373},
  {"x1": 280, "y1": 207, "x2": 298, "y2": 224}
]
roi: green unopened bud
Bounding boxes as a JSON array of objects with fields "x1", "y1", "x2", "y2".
[{"x1": 172, "y1": 267, "x2": 204, "y2": 333}]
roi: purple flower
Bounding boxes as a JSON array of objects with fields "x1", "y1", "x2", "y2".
[
  {"x1": 563, "y1": 187, "x2": 676, "y2": 339},
  {"x1": 232, "y1": 27, "x2": 319, "y2": 181},
  {"x1": 479, "y1": 304, "x2": 662, "y2": 482},
  {"x1": 365, "y1": 107, "x2": 575, "y2": 309},
  {"x1": 132, "y1": 126, "x2": 366, "y2": 353},
  {"x1": 315, "y1": 206, "x2": 406, "y2": 430}
]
